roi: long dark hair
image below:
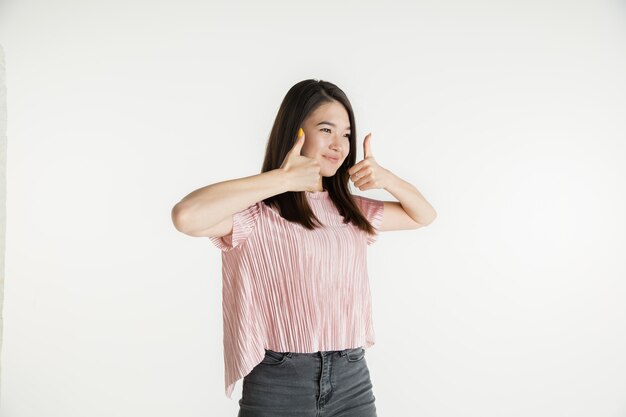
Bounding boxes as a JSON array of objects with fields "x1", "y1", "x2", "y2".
[{"x1": 261, "y1": 79, "x2": 376, "y2": 235}]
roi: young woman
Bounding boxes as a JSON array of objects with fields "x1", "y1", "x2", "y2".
[{"x1": 171, "y1": 79, "x2": 437, "y2": 416}]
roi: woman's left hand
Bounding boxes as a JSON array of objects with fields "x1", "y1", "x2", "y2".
[{"x1": 348, "y1": 133, "x2": 394, "y2": 191}]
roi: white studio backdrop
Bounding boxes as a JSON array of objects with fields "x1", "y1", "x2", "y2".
[
  {"x1": 0, "y1": 45, "x2": 6, "y2": 407},
  {"x1": 1, "y1": 1, "x2": 625, "y2": 416}
]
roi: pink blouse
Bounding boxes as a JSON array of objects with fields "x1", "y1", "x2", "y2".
[{"x1": 208, "y1": 190, "x2": 385, "y2": 399}]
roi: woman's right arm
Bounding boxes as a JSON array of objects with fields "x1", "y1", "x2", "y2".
[
  {"x1": 172, "y1": 129, "x2": 318, "y2": 238},
  {"x1": 171, "y1": 169, "x2": 289, "y2": 237}
]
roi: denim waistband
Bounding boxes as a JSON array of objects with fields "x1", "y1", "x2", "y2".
[{"x1": 265, "y1": 346, "x2": 364, "y2": 358}]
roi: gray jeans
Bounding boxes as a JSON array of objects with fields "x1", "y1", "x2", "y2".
[{"x1": 238, "y1": 347, "x2": 378, "y2": 417}]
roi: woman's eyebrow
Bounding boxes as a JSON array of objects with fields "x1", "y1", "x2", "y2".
[{"x1": 316, "y1": 121, "x2": 351, "y2": 130}]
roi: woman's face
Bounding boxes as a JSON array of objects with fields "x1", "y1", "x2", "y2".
[{"x1": 301, "y1": 100, "x2": 352, "y2": 177}]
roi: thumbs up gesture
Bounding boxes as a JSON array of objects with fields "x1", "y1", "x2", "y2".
[
  {"x1": 279, "y1": 128, "x2": 322, "y2": 192},
  {"x1": 348, "y1": 133, "x2": 392, "y2": 191}
]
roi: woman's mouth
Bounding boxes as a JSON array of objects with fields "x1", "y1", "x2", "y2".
[{"x1": 324, "y1": 156, "x2": 339, "y2": 164}]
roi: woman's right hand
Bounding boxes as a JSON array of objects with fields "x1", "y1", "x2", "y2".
[{"x1": 279, "y1": 128, "x2": 321, "y2": 192}]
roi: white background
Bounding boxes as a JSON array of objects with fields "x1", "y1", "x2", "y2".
[{"x1": 1, "y1": 1, "x2": 625, "y2": 416}]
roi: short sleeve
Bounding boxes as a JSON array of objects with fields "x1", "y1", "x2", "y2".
[
  {"x1": 354, "y1": 195, "x2": 385, "y2": 245},
  {"x1": 208, "y1": 202, "x2": 261, "y2": 251}
]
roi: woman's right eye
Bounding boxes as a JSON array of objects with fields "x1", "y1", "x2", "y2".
[{"x1": 321, "y1": 128, "x2": 331, "y2": 133}]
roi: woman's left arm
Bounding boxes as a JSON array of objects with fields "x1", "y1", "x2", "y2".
[{"x1": 348, "y1": 133, "x2": 437, "y2": 231}]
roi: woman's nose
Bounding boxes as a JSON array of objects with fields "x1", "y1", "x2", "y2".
[
  {"x1": 330, "y1": 136, "x2": 344, "y2": 150},
  {"x1": 330, "y1": 142, "x2": 342, "y2": 152}
]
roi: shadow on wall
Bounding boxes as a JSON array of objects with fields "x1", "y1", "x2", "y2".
[{"x1": 0, "y1": 44, "x2": 7, "y2": 404}]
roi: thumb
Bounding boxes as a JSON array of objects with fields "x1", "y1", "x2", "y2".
[
  {"x1": 291, "y1": 127, "x2": 306, "y2": 155},
  {"x1": 363, "y1": 132, "x2": 373, "y2": 158}
]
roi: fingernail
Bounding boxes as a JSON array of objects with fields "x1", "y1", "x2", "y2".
[{"x1": 298, "y1": 128, "x2": 303, "y2": 138}]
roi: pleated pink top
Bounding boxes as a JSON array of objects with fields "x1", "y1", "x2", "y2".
[{"x1": 208, "y1": 190, "x2": 384, "y2": 399}]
